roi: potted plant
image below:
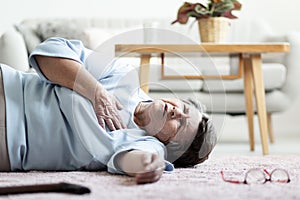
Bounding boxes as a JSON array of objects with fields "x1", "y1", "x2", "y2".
[{"x1": 172, "y1": 0, "x2": 242, "y2": 43}]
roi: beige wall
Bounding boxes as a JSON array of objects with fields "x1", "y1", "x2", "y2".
[{"x1": 0, "y1": 0, "x2": 299, "y2": 134}]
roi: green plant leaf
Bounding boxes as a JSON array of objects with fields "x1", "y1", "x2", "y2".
[
  {"x1": 171, "y1": 0, "x2": 242, "y2": 24},
  {"x1": 194, "y1": 4, "x2": 211, "y2": 16},
  {"x1": 222, "y1": 1, "x2": 242, "y2": 19},
  {"x1": 216, "y1": 2, "x2": 234, "y2": 12},
  {"x1": 171, "y1": 2, "x2": 208, "y2": 24}
]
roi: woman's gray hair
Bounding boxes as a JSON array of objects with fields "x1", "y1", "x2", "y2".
[{"x1": 166, "y1": 98, "x2": 217, "y2": 167}]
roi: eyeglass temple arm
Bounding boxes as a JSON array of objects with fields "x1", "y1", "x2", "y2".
[
  {"x1": 220, "y1": 171, "x2": 245, "y2": 184},
  {"x1": 263, "y1": 169, "x2": 271, "y2": 176}
]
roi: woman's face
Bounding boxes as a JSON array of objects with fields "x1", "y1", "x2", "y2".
[{"x1": 134, "y1": 99, "x2": 202, "y2": 144}]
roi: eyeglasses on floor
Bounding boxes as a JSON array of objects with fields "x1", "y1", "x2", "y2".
[{"x1": 220, "y1": 168, "x2": 291, "y2": 184}]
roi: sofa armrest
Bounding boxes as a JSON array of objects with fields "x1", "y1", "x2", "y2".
[
  {"x1": 0, "y1": 27, "x2": 29, "y2": 71},
  {"x1": 281, "y1": 32, "x2": 300, "y2": 101}
]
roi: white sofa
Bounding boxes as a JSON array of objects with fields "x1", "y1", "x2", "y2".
[{"x1": 0, "y1": 18, "x2": 299, "y2": 116}]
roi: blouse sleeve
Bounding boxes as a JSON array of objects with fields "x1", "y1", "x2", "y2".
[{"x1": 29, "y1": 37, "x2": 93, "y2": 83}]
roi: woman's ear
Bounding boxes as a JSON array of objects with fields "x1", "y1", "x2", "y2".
[{"x1": 161, "y1": 98, "x2": 179, "y2": 107}]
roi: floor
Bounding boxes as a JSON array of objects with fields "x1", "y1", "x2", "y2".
[
  {"x1": 210, "y1": 115, "x2": 300, "y2": 157},
  {"x1": 0, "y1": 116, "x2": 298, "y2": 200}
]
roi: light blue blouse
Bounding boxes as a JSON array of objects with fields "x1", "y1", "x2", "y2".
[{"x1": 1, "y1": 37, "x2": 174, "y2": 173}]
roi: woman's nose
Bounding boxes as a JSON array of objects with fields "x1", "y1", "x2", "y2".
[
  {"x1": 170, "y1": 107, "x2": 183, "y2": 119},
  {"x1": 171, "y1": 107, "x2": 190, "y2": 119}
]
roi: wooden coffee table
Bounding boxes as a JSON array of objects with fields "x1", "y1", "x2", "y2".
[{"x1": 115, "y1": 43, "x2": 290, "y2": 155}]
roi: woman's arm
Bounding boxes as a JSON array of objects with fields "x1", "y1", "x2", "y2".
[
  {"x1": 116, "y1": 150, "x2": 165, "y2": 184},
  {"x1": 34, "y1": 55, "x2": 126, "y2": 130}
]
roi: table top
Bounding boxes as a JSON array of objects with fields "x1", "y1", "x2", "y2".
[{"x1": 115, "y1": 43, "x2": 290, "y2": 54}]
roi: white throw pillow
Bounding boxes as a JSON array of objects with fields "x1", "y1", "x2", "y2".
[
  {"x1": 83, "y1": 28, "x2": 137, "y2": 49},
  {"x1": 36, "y1": 21, "x2": 89, "y2": 46},
  {"x1": 0, "y1": 28, "x2": 29, "y2": 71},
  {"x1": 14, "y1": 24, "x2": 42, "y2": 54},
  {"x1": 83, "y1": 28, "x2": 115, "y2": 49}
]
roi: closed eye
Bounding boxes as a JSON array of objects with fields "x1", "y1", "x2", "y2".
[
  {"x1": 176, "y1": 104, "x2": 188, "y2": 134},
  {"x1": 163, "y1": 103, "x2": 168, "y2": 117}
]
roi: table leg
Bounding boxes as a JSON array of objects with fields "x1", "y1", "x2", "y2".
[
  {"x1": 250, "y1": 54, "x2": 269, "y2": 155},
  {"x1": 139, "y1": 54, "x2": 151, "y2": 94},
  {"x1": 243, "y1": 56, "x2": 255, "y2": 151},
  {"x1": 267, "y1": 113, "x2": 275, "y2": 143}
]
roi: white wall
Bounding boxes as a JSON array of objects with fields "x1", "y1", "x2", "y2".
[
  {"x1": 1, "y1": 0, "x2": 300, "y2": 35},
  {"x1": 1, "y1": 0, "x2": 300, "y2": 134}
]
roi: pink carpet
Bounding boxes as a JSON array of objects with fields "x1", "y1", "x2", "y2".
[{"x1": 0, "y1": 155, "x2": 300, "y2": 200}]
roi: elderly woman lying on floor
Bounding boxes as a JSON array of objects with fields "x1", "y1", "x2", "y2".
[{"x1": 0, "y1": 37, "x2": 216, "y2": 184}]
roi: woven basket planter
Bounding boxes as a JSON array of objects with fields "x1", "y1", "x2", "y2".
[{"x1": 198, "y1": 17, "x2": 231, "y2": 43}]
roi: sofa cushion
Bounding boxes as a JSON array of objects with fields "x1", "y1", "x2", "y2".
[
  {"x1": 0, "y1": 28, "x2": 30, "y2": 71},
  {"x1": 35, "y1": 20, "x2": 90, "y2": 46},
  {"x1": 83, "y1": 28, "x2": 115, "y2": 49},
  {"x1": 201, "y1": 63, "x2": 286, "y2": 92},
  {"x1": 148, "y1": 57, "x2": 203, "y2": 92},
  {"x1": 83, "y1": 28, "x2": 135, "y2": 49},
  {"x1": 14, "y1": 24, "x2": 42, "y2": 55}
]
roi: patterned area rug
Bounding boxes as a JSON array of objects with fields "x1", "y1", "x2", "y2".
[{"x1": 0, "y1": 155, "x2": 300, "y2": 200}]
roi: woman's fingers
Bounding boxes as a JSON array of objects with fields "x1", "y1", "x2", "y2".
[
  {"x1": 94, "y1": 90, "x2": 126, "y2": 130},
  {"x1": 144, "y1": 154, "x2": 165, "y2": 171},
  {"x1": 112, "y1": 101, "x2": 126, "y2": 129},
  {"x1": 98, "y1": 118, "x2": 106, "y2": 130},
  {"x1": 104, "y1": 104, "x2": 124, "y2": 130},
  {"x1": 135, "y1": 153, "x2": 165, "y2": 184},
  {"x1": 135, "y1": 167, "x2": 164, "y2": 184}
]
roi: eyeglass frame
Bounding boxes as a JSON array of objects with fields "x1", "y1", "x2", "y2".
[{"x1": 220, "y1": 168, "x2": 291, "y2": 184}]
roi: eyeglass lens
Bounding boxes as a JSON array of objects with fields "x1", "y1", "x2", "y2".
[
  {"x1": 245, "y1": 169, "x2": 290, "y2": 184},
  {"x1": 270, "y1": 169, "x2": 290, "y2": 183},
  {"x1": 245, "y1": 169, "x2": 266, "y2": 184}
]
